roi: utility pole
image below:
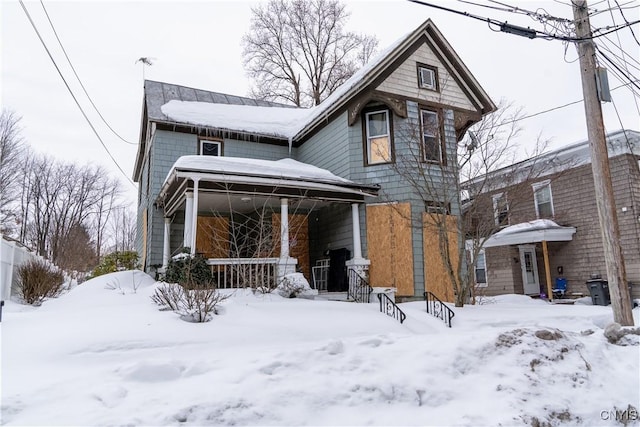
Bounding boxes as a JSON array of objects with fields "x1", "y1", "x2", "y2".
[{"x1": 573, "y1": 0, "x2": 634, "y2": 326}]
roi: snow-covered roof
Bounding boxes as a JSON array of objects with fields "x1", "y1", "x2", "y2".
[
  {"x1": 465, "y1": 129, "x2": 640, "y2": 192},
  {"x1": 160, "y1": 102, "x2": 313, "y2": 140},
  {"x1": 169, "y1": 156, "x2": 353, "y2": 185},
  {"x1": 483, "y1": 219, "x2": 576, "y2": 247},
  {"x1": 156, "y1": 19, "x2": 495, "y2": 143}
]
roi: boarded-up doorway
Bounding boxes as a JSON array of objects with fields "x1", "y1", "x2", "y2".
[
  {"x1": 366, "y1": 203, "x2": 414, "y2": 297},
  {"x1": 423, "y1": 213, "x2": 458, "y2": 302}
]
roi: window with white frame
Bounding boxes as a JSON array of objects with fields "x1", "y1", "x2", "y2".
[
  {"x1": 420, "y1": 109, "x2": 442, "y2": 163},
  {"x1": 493, "y1": 193, "x2": 509, "y2": 226},
  {"x1": 365, "y1": 110, "x2": 392, "y2": 164},
  {"x1": 465, "y1": 241, "x2": 487, "y2": 288},
  {"x1": 533, "y1": 180, "x2": 554, "y2": 218},
  {"x1": 417, "y1": 64, "x2": 438, "y2": 91},
  {"x1": 475, "y1": 249, "x2": 487, "y2": 287},
  {"x1": 200, "y1": 139, "x2": 222, "y2": 156}
]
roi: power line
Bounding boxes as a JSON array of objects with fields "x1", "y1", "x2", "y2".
[
  {"x1": 408, "y1": 0, "x2": 639, "y2": 41},
  {"x1": 18, "y1": 0, "x2": 136, "y2": 188},
  {"x1": 496, "y1": 81, "x2": 637, "y2": 127},
  {"x1": 39, "y1": 0, "x2": 137, "y2": 146},
  {"x1": 614, "y1": 0, "x2": 640, "y2": 46}
]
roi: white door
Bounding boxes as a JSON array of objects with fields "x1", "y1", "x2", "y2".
[{"x1": 519, "y1": 245, "x2": 541, "y2": 295}]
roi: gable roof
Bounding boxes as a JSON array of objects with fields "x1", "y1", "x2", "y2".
[{"x1": 135, "y1": 19, "x2": 496, "y2": 180}]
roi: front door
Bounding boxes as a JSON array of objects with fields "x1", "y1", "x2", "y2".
[{"x1": 519, "y1": 245, "x2": 540, "y2": 295}]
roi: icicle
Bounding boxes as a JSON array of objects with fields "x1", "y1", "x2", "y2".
[{"x1": 288, "y1": 136, "x2": 292, "y2": 156}]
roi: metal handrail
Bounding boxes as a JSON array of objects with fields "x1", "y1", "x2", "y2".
[
  {"x1": 424, "y1": 291, "x2": 455, "y2": 327},
  {"x1": 377, "y1": 292, "x2": 406, "y2": 324},
  {"x1": 347, "y1": 269, "x2": 372, "y2": 303}
]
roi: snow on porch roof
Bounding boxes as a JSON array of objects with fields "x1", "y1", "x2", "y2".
[
  {"x1": 483, "y1": 219, "x2": 576, "y2": 248},
  {"x1": 163, "y1": 155, "x2": 379, "y2": 194}
]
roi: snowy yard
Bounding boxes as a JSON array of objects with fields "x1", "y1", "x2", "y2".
[{"x1": 2, "y1": 271, "x2": 639, "y2": 426}]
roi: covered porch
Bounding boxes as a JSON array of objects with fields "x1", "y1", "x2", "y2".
[
  {"x1": 156, "y1": 156, "x2": 379, "y2": 289},
  {"x1": 483, "y1": 219, "x2": 577, "y2": 299}
]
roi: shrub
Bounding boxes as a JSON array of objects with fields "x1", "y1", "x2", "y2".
[
  {"x1": 91, "y1": 251, "x2": 140, "y2": 278},
  {"x1": 151, "y1": 281, "x2": 228, "y2": 322},
  {"x1": 17, "y1": 259, "x2": 66, "y2": 305},
  {"x1": 164, "y1": 250, "x2": 213, "y2": 287}
]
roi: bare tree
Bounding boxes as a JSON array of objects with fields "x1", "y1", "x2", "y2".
[
  {"x1": 108, "y1": 206, "x2": 137, "y2": 253},
  {"x1": 20, "y1": 154, "x2": 123, "y2": 271},
  {"x1": 0, "y1": 109, "x2": 26, "y2": 235},
  {"x1": 389, "y1": 99, "x2": 560, "y2": 307},
  {"x1": 242, "y1": 0, "x2": 378, "y2": 107}
]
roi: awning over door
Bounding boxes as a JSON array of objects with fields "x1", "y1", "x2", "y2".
[{"x1": 483, "y1": 219, "x2": 576, "y2": 247}]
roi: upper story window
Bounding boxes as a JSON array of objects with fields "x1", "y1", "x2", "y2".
[
  {"x1": 533, "y1": 180, "x2": 554, "y2": 218},
  {"x1": 420, "y1": 109, "x2": 443, "y2": 163},
  {"x1": 493, "y1": 192, "x2": 509, "y2": 226},
  {"x1": 365, "y1": 109, "x2": 392, "y2": 165},
  {"x1": 417, "y1": 64, "x2": 438, "y2": 91},
  {"x1": 425, "y1": 200, "x2": 450, "y2": 215},
  {"x1": 200, "y1": 139, "x2": 222, "y2": 156}
]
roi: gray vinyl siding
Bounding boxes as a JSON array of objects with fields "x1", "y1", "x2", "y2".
[
  {"x1": 296, "y1": 111, "x2": 351, "y2": 178},
  {"x1": 224, "y1": 139, "x2": 292, "y2": 160},
  {"x1": 376, "y1": 43, "x2": 475, "y2": 111},
  {"x1": 145, "y1": 130, "x2": 196, "y2": 268}
]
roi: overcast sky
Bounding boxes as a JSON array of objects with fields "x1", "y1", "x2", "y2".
[{"x1": 2, "y1": 0, "x2": 639, "y2": 203}]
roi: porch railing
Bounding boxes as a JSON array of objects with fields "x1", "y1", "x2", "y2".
[
  {"x1": 207, "y1": 258, "x2": 278, "y2": 289},
  {"x1": 424, "y1": 291, "x2": 455, "y2": 327},
  {"x1": 377, "y1": 292, "x2": 406, "y2": 324},
  {"x1": 348, "y1": 269, "x2": 372, "y2": 303}
]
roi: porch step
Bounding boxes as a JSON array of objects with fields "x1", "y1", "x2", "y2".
[{"x1": 314, "y1": 292, "x2": 352, "y2": 302}]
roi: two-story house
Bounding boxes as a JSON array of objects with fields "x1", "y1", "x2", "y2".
[
  {"x1": 133, "y1": 19, "x2": 496, "y2": 301},
  {"x1": 467, "y1": 129, "x2": 640, "y2": 300}
]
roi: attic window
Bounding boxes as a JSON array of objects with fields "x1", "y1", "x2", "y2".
[
  {"x1": 200, "y1": 139, "x2": 222, "y2": 156},
  {"x1": 417, "y1": 64, "x2": 438, "y2": 91}
]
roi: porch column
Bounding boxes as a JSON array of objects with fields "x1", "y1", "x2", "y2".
[
  {"x1": 183, "y1": 192, "x2": 193, "y2": 248},
  {"x1": 162, "y1": 217, "x2": 171, "y2": 269},
  {"x1": 351, "y1": 203, "x2": 363, "y2": 260},
  {"x1": 276, "y1": 197, "x2": 297, "y2": 281},
  {"x1": 346, "y1": 202, "x2": 372, "y2": 299},
  {"x1": 280, "y1": 197, "x2": 290, "y2": 259},
  {"x1": 190, "y1": 178, "x2": 200, "y2": 255}
]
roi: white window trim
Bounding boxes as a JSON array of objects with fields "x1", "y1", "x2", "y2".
[
  {"x1": 200, "y1": 139, "x2": 222, "y2": 156},
  {"x1": 365, "y1": 109, "x2": 391, "y2": 165},
  {"x1": 420, "y1": 109, "x2": 441, "y2": 163},
  {"x1": 532, "y1": 180, "x2": 554, "y2": 218},
  {"x1": 492, "y1": 193, "x2": 509, "y2": 226},
  {"x1": 418, "y1": 66, "x2": 436, "y2": 90},
  {"x1": 465, "y1": 240, "x2": 487, "y2": 288}
]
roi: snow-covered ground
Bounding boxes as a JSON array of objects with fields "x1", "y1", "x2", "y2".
[{"x1": 2, "y1": 271, "x2": 639, "y2": 426}]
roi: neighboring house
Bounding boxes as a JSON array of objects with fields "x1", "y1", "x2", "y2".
[
  {"x1": 133, "y1": 19, "x2": 495, "y2": 300},
  {"x1": 466, "y1": 129, "x2": 640, "y2": 300}
]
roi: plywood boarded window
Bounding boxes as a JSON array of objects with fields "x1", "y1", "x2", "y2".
[
  {"x1": 364, "y1": 110, "x2": 392, "y2": 165},
  {"x1": 196, "y1": 216, "x2": 230, "y2": 259},
  {"x1": 423, "y1": 213, "x2": 459, "y2": 303},
  {"x1": 366, "y1": 203, "x2": 414, "y2": 297},
  {"x1": 272, "y1": 214, "x2": 310, "y2": 281}
]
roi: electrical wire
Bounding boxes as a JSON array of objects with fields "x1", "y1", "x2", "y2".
[
  {"x1": 597, "y1": 46, "x2": 640, "y2": 91},
  {"x1": 19, "y1": 0, "x2": 136, "y2": 188},
  {"x1": 39, "y1": 0, "x2": 137, "y2": 145},
  {"x1": 407, "y1": 0, "x2": 639, "y2": 42},
  {"x1": 614, "y1": 0, "x2": 640, "y2": 47},
  {"x1": 495, "y1": 81, "x2": 637, "y2": 128}
]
